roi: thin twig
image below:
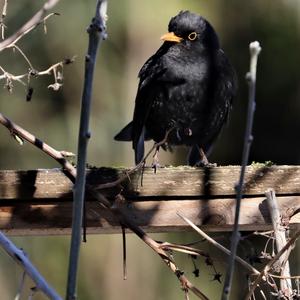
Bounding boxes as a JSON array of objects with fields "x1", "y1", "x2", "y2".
[
  {"x1": 221, "y1": 41, "x2": 262, "y2": 300},
  {"x1": 269, "y1": 274, "x2": 300, "y2": 280},
  {"x1": 14, "y1": 271, "x2": 26, "y2": 300},
  {"x1": 0, "y1": 57, "x2": 75, "y2": 90},
  {"x1": 0, "y1": 112, "x2": 209, "y2": 299},
  {"x1": 112, "y1": 208, "x2": 209, "y2": 300},
  {"x1": 177, "y1": 213, "x2": 260, "y2": 275},
  {"x1": 95, "y1": 127, "x2": 174, "y2": 190},
  {"x1": 0, "y1": 232, "x2": 61, "y2": 299},
  {"x1": 0, "y1": 112, "x2": 76, "y2": 179},
  {"x1": 0, "y1": 0, "x2": 8, "y2": 40},
  {"x1": 158, "y1": 242, "x2": 209, "y2": 257},
  {"x1": 0, "y1": 0, "x2": 60, "y2": 51},
  {"x1": 245, "y1": 230, "x2": 300, "y2": 300},
  {"x1": 265, "y1": 188, "x2": 292, "y2": 296},
  {"x1": 122, "y1": 226, "x2": 127, "y2": 280},
  {"x1": 12, "y1": 45, "x2": 34, "y2": 69},
  {"x1": 66, "y1": 1, "x2": 108, "y2": 299}
]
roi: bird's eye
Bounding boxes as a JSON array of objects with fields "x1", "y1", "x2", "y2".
[{"x1": 188, "y1": 32, "x2": 197, "y2": 41}]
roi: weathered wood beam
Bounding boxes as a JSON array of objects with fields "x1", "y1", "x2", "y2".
[{"x1": 0, "y1": 166, "x2": 299, "y2": 235}]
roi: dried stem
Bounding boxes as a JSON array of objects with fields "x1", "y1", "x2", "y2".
[
  {"x1": 265, "y1": 188, "x2": 292, "y2": 296},
  {"x1": 245, "y1": 230, "x2": 300, "y2": 300},
  {"x1": 0, "y1": 112, "x2": 76, "y2": 179},
  {"x1": 12, "y1": 44, "x2": 34, "y2": 69},
  {"x1": 0, "y1": 232, "x2": 62, "y2": 299},
  {"x1": 158, "y1": 241, "x2": 209, "y2": 257},
  {"x1": 0, "y1": 2, "x2": 207, "y2": 298},
  {"x1": 113, "y1": 210, "x2": 209, "y2": 300},
  {"x1": 269, "y1": 274, "x2": 300, "y2": 280},
  {"x1": 95, "y1": 127, "x2": 174, "y2": 190},
  {"x1": 122, "y1": 226, "x2": 127, "y2": 280},
  {"x1": 66, "y1": 1, "x2": 108, "y2": 299},
  {"x1": 0, "y1": 0, "x2": 8, "y2": 40},
  {"x1": 177, "y1": 213, "x2": 260, "y2": 275},
  {"x1": 0, "y1": 0, "x2": 60, "y2": 51},
  {"x1": 0, "y1": 113, "x2": 208, "y2": 299},
  {"x1": 1, "y1": 0, "x2": 8, "y2": 20},
  {"x1": 0, "y1": 57, "x2": 75, "y2": 91},
  {"x1": 14, "y1": 270, "x2": 26, "y2": 300},
  {"x1": 222, "y1": 41, "x2": 262, "y2": 300}
]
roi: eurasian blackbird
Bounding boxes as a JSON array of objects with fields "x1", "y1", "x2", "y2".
[{"x1": 115, "y1": 10, "x2": 237, "y2": 166}]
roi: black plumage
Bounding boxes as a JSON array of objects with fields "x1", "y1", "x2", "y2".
[{"x1": 115, "y1": 11, "x2": 237, "y2": 166}]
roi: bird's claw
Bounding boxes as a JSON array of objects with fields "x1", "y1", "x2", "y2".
[{"x1": 195, "y1": 160, "x2": 217, "y2": 168}]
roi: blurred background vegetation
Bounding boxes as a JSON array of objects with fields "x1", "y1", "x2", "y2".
[{"x1": 0, "y1": 0, "x2": 299, "y2": 299}]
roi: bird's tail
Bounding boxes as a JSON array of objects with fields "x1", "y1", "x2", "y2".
[{"x1": 114, "y1": 121, "x2": 133, "y2": 141}]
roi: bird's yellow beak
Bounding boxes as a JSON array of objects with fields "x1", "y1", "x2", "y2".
[{"x1": 160, "y1": 32, "x2": 183, "y2": 43}]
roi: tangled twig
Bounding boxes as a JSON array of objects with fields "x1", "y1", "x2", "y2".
[
  {"x1": 245, "y1": 230, "x2": 300, "y2": 300},
  {"x1": 0, "y1": 0, "x2": 61, "y2": 51},
  {"x1": 0, "y1": 116, "x2": 208, "y2": 299}
]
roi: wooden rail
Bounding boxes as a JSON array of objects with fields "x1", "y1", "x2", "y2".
[{"x1": 0, "y1": 165, "x2": 299, "y2": 235}]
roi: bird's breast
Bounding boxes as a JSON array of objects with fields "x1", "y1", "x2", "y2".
[
  {"x1": 146, "y1": 79, "x2": 210, "y2": 145},
  {"x1": 144, "y1": 50, "x2": 222, "y2": 146}
]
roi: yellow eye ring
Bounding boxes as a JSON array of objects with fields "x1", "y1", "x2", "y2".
[{"x1": 188, "y1": 32, "x2": 197, "y2": 41}]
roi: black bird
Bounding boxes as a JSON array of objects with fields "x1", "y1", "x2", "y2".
[{"x1": 115, "y1": 11, "x2": 237, "y2": 166}]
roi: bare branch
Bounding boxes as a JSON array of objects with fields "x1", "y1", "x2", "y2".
[
  {"x1": 1, "y1": 0, "x2": 8, "y2": 20},
  {"x1": 66, "y1": 0, "x2": 108, "y2": 298},
  {"x1": 95, "y1": 127, "x2": 174, "y2": 190},
  {"x1": 122, "y1": 226, "x2": 127, "y2": 280},
  {"x1": 0, "y1": 0, "x2": 8, "y2": 39},
  {"x1": 265, "y1": 188, "x2": 292, "y2": 297},
  {"x1": 0, "y1": 232, "x2": 61, "y2": 299},
  {"x1": 269, "y1": 274, "x2": 300, "y2": 280},
  {"x1": 0, "y1": 57, "x2": 75, "y2": 92},
  {"x1": 0, "y1": 113, "x2": 208, "y2": 299},
  {"x1": 0, "y1": 0, "x2": 60, "y2": 51},
  {"x1": 245, "y1": 230, "x2": 300, "y2": 300},
  {"x1": 12, "y1": 44, "x2": 34, "y2": 69},
  {"x1": 222, "y1": 41, "x2": 262, "y2": 300},
  {"x1": 14, "y1": 271, "x2": 26, "y2": 300},
  {"x1": 0, "y1": 112, "x2": 77, "y2": 180},
  {"x1": 158, "y1": 241, "x2": 209, "y2": 257},
  {"x1": 177, "y1": 213, "x2": 260, "y2": 275}
]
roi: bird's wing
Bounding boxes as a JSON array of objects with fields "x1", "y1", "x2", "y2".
[
  {"x1": 215, "y1": 49, "x2": 237, "y2": 125},
  {"x1": 205, "y1": 49, "x2": 237, "y2": 153},
  {"x1": 216, "y1": 49, "x2": 237, "y2": 110},
  {"x1": 131, "y1": 53, "x2": 168, "y2": 164},
  {"x1": 132, "y1": 44, "x2": 188, "y2": 164}
]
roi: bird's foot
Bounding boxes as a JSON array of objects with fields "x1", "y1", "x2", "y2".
[
  {"x1": 195, "y1": 148, "x2": 216, "y2": 167},
  {"x1": 152, "y1": 162, "x2": 160, "y2": 173},
  {"x1": 152, "y1": 146, "x2": 161, "y2": 173},
  {"x1": 195, "y1": 160, "x2": 217, "y2": 168}
]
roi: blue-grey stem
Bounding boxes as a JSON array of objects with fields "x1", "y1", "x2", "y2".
[
  {"x1": 221, "y1": 41, "x2": 261, "y2": 300},
  {"x1": 66, "y1": 1, "x2": 107, "y2": 299},
  {"x1": 0, "y1": 232, "x2": 62, "y2": 300}
]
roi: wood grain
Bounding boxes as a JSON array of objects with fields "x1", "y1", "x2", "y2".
[{"x1": 0, "y1": 166, "x2": 299, "y2": 235}]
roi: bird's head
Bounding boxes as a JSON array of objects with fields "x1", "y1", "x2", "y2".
[{"x1": 161, "y1": 11, "x2": 220, "y2": 50}]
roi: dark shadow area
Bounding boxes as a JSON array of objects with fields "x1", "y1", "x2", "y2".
[{"x1": 16, "y1": 170, "x2": 37, "y2": 200}]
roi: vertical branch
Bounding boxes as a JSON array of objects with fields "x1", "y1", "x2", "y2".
[
  {"x1": 0, "y1": 113, "x2": 208, "y2": 299},
  {"x1": 0, "y1": 0, "x2": 8, "y2": 39},
  {"x1": 221, "y1": 41, "x2": 261, "y2": 300},
  {"x1": 66, "y1": 1, "x2": 107, "y2": 300},
  {"x1": 265, "y1": 188, "x2": 292, "y2": 296}
]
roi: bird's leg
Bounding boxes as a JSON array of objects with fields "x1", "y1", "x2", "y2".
[
  {"x1": 152, "y1": 146, "x2": 160, "y2": 173},
  {"x1": 196, "y1": 148, "x2": 217, "y2": 167},
  {"x1": 199, "y1": 148, "x2": 209, "y2": 165},
  {"x1": 195, "y1": 147, "x2": 217, "y2": 167}
]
